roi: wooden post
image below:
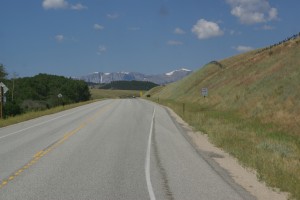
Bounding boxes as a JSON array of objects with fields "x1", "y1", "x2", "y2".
[{"x1": 0, "y1": 86, "x2": 3, "y2": 119}]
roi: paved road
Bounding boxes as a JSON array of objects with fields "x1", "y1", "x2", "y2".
[{"x1": 0, "y1": 99, "x2": 254, "y2": 200}]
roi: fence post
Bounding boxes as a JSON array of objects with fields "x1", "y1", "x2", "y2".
[{"x1": 0, "y1": 86, "x2": 3, "y2": 119}]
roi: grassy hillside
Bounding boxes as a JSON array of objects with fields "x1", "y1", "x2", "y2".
[{"x1": 146, "y1": 36, "x2": 300, "y2": 199}]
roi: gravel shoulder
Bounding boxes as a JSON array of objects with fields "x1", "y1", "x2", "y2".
[{"x1": 166, "y1": 107, "x2": 289, "y2": 200}]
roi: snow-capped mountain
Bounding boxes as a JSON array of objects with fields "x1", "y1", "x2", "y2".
[
  {"x1": 78, "y1": 68, "x2": 192, "y2": 85},
  {"x1": 146, "y1": 68, "x2": 192, "y2": 84},
  {"x1": 165, "y1": 68, "x2": 191, "y2": 76}
]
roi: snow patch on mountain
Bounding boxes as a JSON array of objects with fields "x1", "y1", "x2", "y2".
[
  {"x1": 165, "y1": 68, "x2": 192, "y2": 76},
  {"x1": 78, "y1": 68, "x2": 193, "y2": 85}
]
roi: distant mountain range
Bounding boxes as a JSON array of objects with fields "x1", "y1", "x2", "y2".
[{"x1": 78, "y1": 68, "x2": 193, "y2": 85}]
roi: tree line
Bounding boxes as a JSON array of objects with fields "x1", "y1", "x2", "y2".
[
  {"x1": 0, "y1": 65, "x2": 90, "y2": 118},
  {"x1": 98, "y1": 80, "x2": 158, "y2": 91}
]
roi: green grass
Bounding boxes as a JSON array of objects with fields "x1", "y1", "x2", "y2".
[
  {"x1": 150, "y1": 98, "x2": 300, "y2": 199},
  {"x1": 145, "y1": 38, "x2": 300, "y2": 199},
  {"x1": 90, "y1": 88, "x2": 142, "y2": 99},
  {"x1": 0, "y1": 100, "x2": 98, "y2": 128},
  {"x1": 0, "y1": 88, "x2": 143, "y2": 128}
]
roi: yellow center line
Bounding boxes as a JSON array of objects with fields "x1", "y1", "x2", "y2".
[
  {"x1": 0, "y1": 102, "x2": 113, "y2": 190},
  {"x1": 33, "y1": 150, "x2": 44, "y2": 158}
]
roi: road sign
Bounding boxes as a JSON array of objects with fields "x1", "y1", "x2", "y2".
[
  {"x1": 0, "y1": 82, "x2": 9, "y2": 94},
  {"x1": 201, "y1": 88, "x2": 208, "y2": 97},
  {"x1": 0, "y1": 83, "x2": 7, "y2": 118}
]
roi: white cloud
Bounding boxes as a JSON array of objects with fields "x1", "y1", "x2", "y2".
[
  {"x1": 94, "y1": 24, "x2": 104, "y2": 30},
  {"x1": 107, "y1": 13, "x2": 119, "y2": 19},
  {"x1": 226, "y1": 0, "x2": 278, "y2": 24},
  {"x1": 261, "y1": 25, "x2": 274, "y2": 30},
  {"x1": 70, "y1": 3, "x2": 88, "y2": 10},
  {"x1": 268, "y1": 7, "x2": 278, "y2": 21},
  {"x1": 167, "y1": 40, "x2": 183, "y2": 46},
  {"x1": 191, "y1": 19, "x2": 224, "y2": 39},
  {"x1": 97, "y1": 45, "x2": 107, "y2": 55},
  {"x1": 234, "y1": 45, "x2": 254, "y2": 52},
  {"x1": 42, "y1": 0, "x2": 68, "y2": 10},
  {"x1": 42, "y1": 0, "x2": 87, "y2": 10},
  {"x1": 174, "y1": 28, "x2": 186, "y2": 35},
  {"x1": 55, "y1": 34, "x2": 64, "y2": 42}
]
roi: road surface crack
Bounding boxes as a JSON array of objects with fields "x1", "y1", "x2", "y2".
[{"x1": 152, "y1": 118, "x2": 174, "y2": 200}]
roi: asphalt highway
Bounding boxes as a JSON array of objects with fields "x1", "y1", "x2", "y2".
[{"x1": 0, "y1": 99, "x2": 254, "y2": 200}]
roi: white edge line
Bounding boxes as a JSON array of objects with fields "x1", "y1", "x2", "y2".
[
  {"x1": 145, "y1": 107, "x2": 156, "y2": 200},
  {"x1": 0, "y1": 111, "x2": 76, "y2": 140},
  {"x1": 0, "y1": 101, "x2": 109, "y2": 140}
]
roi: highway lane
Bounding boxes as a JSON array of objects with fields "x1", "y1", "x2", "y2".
[{"x1": 0, "y1": 99, "x2": 254, "y2": 200}]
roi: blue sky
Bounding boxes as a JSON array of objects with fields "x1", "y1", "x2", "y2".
[{"x1": 0, "y1": 0, "x2": 299, "y2": 77}]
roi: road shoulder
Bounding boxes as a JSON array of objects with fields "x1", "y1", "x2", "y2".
[{"x1": 164, "y1": 106, "x2": 289, "y2": 200}]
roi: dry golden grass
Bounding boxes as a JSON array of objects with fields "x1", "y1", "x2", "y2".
[
  {"x1": 149, "y1": 99, "x2": 300, "y2": 199},
  {"x1": 0, "y1": 89, "x2": 143, "y2": 128},
  {"x1": 0, "y1": 100, "x2": 98, "y2": 128},
  {"x1": 90, "y1": 88, "x2": 142, "y2": 99},
  {"x1": 146, "y1": 38, "x2": 300, "y2": 199}
]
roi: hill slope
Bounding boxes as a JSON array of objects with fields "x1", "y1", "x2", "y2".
[
  {"x1": 147, "y1": 35, "x2": 300, "y2": 198},
  {"x1": 150, "y1": 36, "x2": 300, "y2": 134}
]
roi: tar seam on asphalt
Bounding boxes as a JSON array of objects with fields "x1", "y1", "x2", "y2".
[
  {"x1": 164, "y1": 108, "x2": 256, "y2": 200},
  {"x1": 152, "y1": 118, "x2": 174, "y2": 200}
]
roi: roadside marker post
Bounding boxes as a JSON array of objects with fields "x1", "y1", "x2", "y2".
[
  {"x1": 57, "y1": 93, "x2": 63, "y2": 107},
  {"x1": 0, "y1": 86, "x2": 3, "y2": 119}
]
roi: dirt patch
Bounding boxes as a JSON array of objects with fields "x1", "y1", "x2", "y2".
[{"x1": 166, "y1": 107, "x2": 289, "y2": 200}]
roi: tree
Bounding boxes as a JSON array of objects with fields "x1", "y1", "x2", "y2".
[
  {"x1": 11, "y1": 72, "x2": 18, "y2": 101},
  {"x1": 1, "y1": 73, "x2": 90, "y2": 114},
  {"x1": 0, "y1": 64, "x2": 8, "y2": 80},
  {"x1": 4, "y1": 101, "x2": 22, "y2": 117}
]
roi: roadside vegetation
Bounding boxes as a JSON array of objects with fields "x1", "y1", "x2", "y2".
[
  {"x1": 0, "y1": 72, "x2": 90, "y2": 118},
  {"x1": 90, "y1": 80, "x2": 156, "y2": 99},
  {"x1": 0, "y1": 100, "x2": 97, "y2": 128},
  {"x1": 95, "y1": 80, "x2": 158, "y2": 91},
  {"x1": 0, "y1": 88, "x2": 142, "y2": 128},
  {"x1": 145, "y1": 35, "x2": 300, "y2": 199},
  {"x1": 0, "y1": 67, "x2": 145, "y2": 127},
  {"x1": 0, "y1": 69, "x2": 91, "y2": 127},
  {"x1": 90, "y1": 88, "x2": 142, "y2": 99}
]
